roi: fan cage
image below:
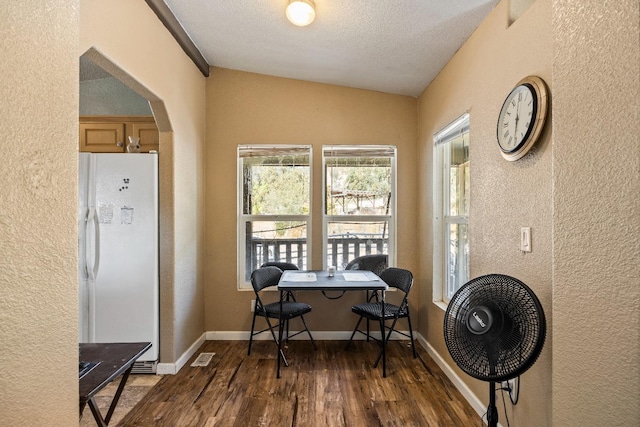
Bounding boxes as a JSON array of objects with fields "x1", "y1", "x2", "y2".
[{"x1": 443, "y1": 274, "x2": 546, "y2": 382}]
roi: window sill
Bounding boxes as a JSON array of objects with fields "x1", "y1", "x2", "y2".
[{"x1": 433, "y1": 300, "x2": 448, "y2": 312}]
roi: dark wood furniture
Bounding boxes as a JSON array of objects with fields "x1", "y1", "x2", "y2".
[
  {"x1": 79, "y1": 342, "x2": 152, "y2": 426},
  {"x1": 277, "y1": 270, "x2": 389, "y2": 377}
]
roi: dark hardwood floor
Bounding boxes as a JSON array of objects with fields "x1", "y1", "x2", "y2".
[{"x1": 118, "y1": 340, "x2": 481, "y2": 426}]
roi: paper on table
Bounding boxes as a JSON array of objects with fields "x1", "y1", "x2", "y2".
[
  {"x1": 283, "y1": 272, "x2": 317, "y2": 282},
  {"x1": 342, "y1": 272, "x2": 374, "y2": 282}
]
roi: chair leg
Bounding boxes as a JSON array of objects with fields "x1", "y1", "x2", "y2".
[
  {"x1": 378, "y1": 314, "x2": 386, "y2": 375},
  {"x1": 345, "y1": 316, "x2": 365, "y2": 350},
  {"x1": 373, "y1": 315, "x2": 416, "y2": 367},
  {"x1": 286, "y1": 318, "x2": 290, "y2": 343},
  {"x1": 374, "y1": 316, "x2": 399, "y2": 368},
  {"x1": 248, "y1": 311, "x2": 258, "y2": 355},
  {"x1": 407, "y1": 312, "x2": 417, "y2": 358},
  {"x1": 264, "y1": 316, "x2": 289, "y2": 367},
  {"x1": 299, "y1": 314, "x2": 317, "y2": 350}
]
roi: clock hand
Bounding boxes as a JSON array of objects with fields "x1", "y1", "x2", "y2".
[{"x1": 514, "y1": 96, "x2": 521, "y2": 141}]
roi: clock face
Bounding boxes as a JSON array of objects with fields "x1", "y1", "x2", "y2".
[
  {"x1": 496, "y1": 76, "x2": 549, "y2": 161},
  {"x1": 497, "y1": 83, "x2": 537, "y2": 153}
]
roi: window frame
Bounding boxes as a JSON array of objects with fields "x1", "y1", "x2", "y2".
[
  {"x1": 433, "y1": 114, "x2": 470, "y2": 307},
  {"x1": 322, "y1": 145, "x2": 397, "y2": 270},
  {"x1": 236, "y1": 144, "x2": 312, "y2": 290}
]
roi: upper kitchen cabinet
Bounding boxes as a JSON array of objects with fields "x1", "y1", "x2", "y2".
[
  {"x1": 80, "y1": 56, "x2": 158, "y2": 153},
  {"x1": 80, "y1": 116, "x2": 159, "y2": 153}
]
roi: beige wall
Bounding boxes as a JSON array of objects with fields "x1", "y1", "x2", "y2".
[
  {"x1": 419, "y1": 0, "x2": 639, "y2": 426},
  {"x1": 205, "y1": 68, "x2": 418, "y2": 332},
  {"x1": 80, "y1": 0, "x2": 207, "y2": 364},
  {"x1": 552, "y1": 0, "x2": 639, "y2": 425},
  {"x1": 0, "y1": 1, "x2": 79, "y2": 425},
  {"x1": 2, "y1": 0, "x2": 638, "y2": 425},
  {"x1": 417, "y1": 1, "x2": 553, "y2": 425}
]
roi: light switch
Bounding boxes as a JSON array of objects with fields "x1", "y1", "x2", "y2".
[{"x1": 520, "y1": 227, "x2": 531, "y2": 252}]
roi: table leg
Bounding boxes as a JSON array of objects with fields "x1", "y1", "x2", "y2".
[
  {"x1": 277, "y1": 289, "x2": 284, "y2": 378},
  {"x1": 86, "y1": 365, "x2": 134, "y2": 426},
  {"x1": 104, "y1": 366, "x2": 133, "y2": 424},
  {"x1": 88, "y1": 397, "x2": 108, "y2": 427},
  {"x1": 79, "y1": 401, "x2": 87, "y2": 420},
  {"x1": 381, "y1": 290, "x2": 387, "y2": 378}
]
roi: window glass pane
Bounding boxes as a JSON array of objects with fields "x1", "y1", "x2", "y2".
[
  {"x1": 326, "y1": 221, "x2": 389, "y2": 269},
  {"x1": 326, "y1": 157, "x2": 391, "y2": 216},
  {"x1": 243, "y1": 220, "x2": 307, "y2": 280},
  {"x1": 434, "y1": 113, "x2": 470, "y2": 304},
  {"x1": 446, "y1": 223, "x2": 469, "y2": 300},
  {"x1": 238, "y1": 145, "x2": 311, "y2": 287},
  {"x1": 242, "y1": 154, "x2": 309, "y2": 215},
  {"x1": 447, "y1": 134, "x2": 469, "y2": 216}
]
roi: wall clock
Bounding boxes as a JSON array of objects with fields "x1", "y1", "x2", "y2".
[{"x1": 496, "y1": 75, "x2": 549, "y2": 161}]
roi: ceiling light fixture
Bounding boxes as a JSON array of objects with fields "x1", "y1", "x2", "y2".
[{"x1": 286, "y1": 0, "x2": 316, "y2": 27}]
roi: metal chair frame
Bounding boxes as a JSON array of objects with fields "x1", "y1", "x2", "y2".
[
  {"x1": 248, "y1": 266, "x2": 316, "y2": 366},
  {"x1": 346, "y1": 267, "x2": 417, "y2": 367}
]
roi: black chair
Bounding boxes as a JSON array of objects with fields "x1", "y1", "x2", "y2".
[
  {"x1": 346, "y1": 267, "x2": 416, "y2": 367},
  {"x1": 344, "y1": 254, "x2": 388, "y2": 276},
  {"x1": 345, "y1": 254, "x2": 388, "y2": 335},
  {"x1": 248, "y1": 266, "x2": 316, "y2": 366},
  {"x1": 260, "y1": 261, "x2": 299, "y2": 271},
  {"x1": 260, "y1": 262, "x2": 300, "y2": 337}
]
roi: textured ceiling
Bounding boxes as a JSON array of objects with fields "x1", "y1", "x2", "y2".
[
  {"x1": 79, "y1": 56, "x2": 112, "y2": 81},
  {"x1": 163, "y1": 0, "x2": 499, "y2": 97}
]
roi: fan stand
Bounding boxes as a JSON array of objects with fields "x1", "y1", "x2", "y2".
[
  {"x1": 487, "y1": 361, "x2": 499, "y2": 427},
  {"x1": 487, "y1": 381, "x2": 498, "y2": 427},
  {"x1": 443, "y1": 274, "x2": 547, "y2": 427}
]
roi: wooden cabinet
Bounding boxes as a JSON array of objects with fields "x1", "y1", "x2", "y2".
[
  {"x1": 79, "y1": 121, "x2": 125, "y2": 152},
  {"x1": 80, "y1": 116, "x2": 159, "y2": 153}
]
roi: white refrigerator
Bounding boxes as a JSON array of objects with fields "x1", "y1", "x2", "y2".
[{"x1": 78, "y1": 153, "x2": 159, "y2": 371}]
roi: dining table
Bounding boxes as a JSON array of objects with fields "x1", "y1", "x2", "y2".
[{"x1": 277, "y1": 269, "x2": 389, "y2": 377}]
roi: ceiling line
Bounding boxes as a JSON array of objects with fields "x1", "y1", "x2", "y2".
[{"x1": 145, "y1": 0, "x2": 210, "y2": 77}]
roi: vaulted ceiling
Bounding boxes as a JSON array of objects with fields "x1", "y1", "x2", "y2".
[{"x1": 162, "y1": 0, "x2": 499, "y2": 97}]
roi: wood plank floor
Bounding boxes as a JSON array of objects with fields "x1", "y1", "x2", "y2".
[{"x1": 118, "y1": 340, "x2": 481, "y2": 427}]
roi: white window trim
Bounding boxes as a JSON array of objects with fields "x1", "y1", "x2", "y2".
[
  {"x1": 236, "y1": 145, "x2": 312, "y2": 290},
  {"x1": 433, "y1": 114, "x2": 469, "y2": 309},
  {"x1": 322, "y1": 145, "x2": 397, "y2": 270}
]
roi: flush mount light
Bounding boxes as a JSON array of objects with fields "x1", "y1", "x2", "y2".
[{"x1": 286, "y1": 0, "x2": 316, "y2": 27}]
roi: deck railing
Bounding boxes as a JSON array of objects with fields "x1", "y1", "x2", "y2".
[{"x1": 248, "y1": 234, "x2": 387, "y2": 274}]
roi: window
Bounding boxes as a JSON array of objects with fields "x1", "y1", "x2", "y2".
[
  {"x1": 237, "y1": 145, "x2": 311, "y2": 289},
  {"x1": 323, "y1": 145, "x2": 396, "y2": 270},
  {"x1": 434, "y1": 114, "x2": 469, "y2": 304}
]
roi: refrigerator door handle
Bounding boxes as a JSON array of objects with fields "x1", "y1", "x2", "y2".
[
  {"x1": 81, "y1": 208, "x2": 90, "y2": 280},
  {"x1": 86, "y1": 207, "x2": 101, "y2": 280}
]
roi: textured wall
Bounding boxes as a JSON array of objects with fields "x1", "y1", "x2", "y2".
[
  {"x1": 205, "y1": 68, "x2": 418, "y2": 332},
  {"x1": 0, "y1": 1, "x2": 79, "y2": 425},
  {"x1": 552, "y1": 0, "x2": 640, "y2": 425},
  {"x1": 417, "y1": 1, "x2": 553, "y2": 425},
  {"x1": 80, "y1": 0, "x2": 207, "y2": 364}
]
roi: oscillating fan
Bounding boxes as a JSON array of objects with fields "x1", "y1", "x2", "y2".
[{"x1": 443, "y1": 274, "x2": 546, "y2": 427}]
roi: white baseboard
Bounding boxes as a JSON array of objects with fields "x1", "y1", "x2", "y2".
[
  {"x1": 415, "y1": 333, "x2": 491, "y2": 425},
  {"x1": 206, "y1": 330, "x2": 412, "y2": 341},
  {"x1": 156, "y1": 332, "x2": 206, "y2": 375}
]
